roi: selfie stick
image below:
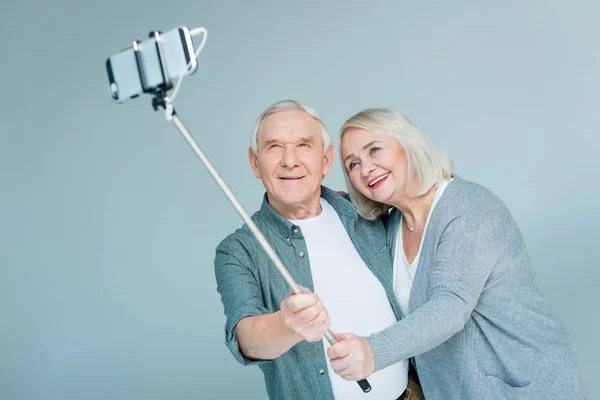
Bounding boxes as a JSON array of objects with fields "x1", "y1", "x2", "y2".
[
  {"x1": 162, "y1": 107, "x2": 372, "y2": 393},
  {"x1": 141, "y1": 29, "x2": 371, "y2": 394}
]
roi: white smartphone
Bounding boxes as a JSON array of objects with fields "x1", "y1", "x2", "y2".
[{"x1": 106, "y1": 26, "x2": 197, "y2": 103}]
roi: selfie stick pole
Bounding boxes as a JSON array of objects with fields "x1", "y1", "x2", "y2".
[
  {"x1": 149, "y1": 90, "x2": 371, "y2": 393},
  {"x1": 138, "y1": 29, "x2": 370, "y2": 393}
]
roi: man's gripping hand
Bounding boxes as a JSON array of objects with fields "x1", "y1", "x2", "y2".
[{"x1": 279, "y1": 286, "x2": 331, "y2": 342}]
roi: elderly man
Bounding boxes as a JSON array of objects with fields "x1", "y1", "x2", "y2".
[{"x1": 214, "y1": 100, "x2": 418, "y2": 400}]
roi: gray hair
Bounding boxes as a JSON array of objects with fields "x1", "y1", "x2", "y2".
[
  {"x1": 340, "y1": 108, "x2": 454, "y2": 220},
  {"x1": 250, "y1": 100, "x2": 331, "y2": 154}
]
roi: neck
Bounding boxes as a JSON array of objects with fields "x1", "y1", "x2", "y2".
[
  {"x1": 268, "y1": 193, "x2": 323, "y2": 220},
  {"x1": 392, "y1": 186, "x2": 438, "y2": 229}
]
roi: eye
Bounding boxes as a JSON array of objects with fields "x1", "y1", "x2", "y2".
[
  {"x1": 348, "y1": 160, "x2": 360, "y2": 170},
  {"x1": 298, "y1": 143, "x2": 310, "y2": 148},
  {"x1": 370, "y1": 146, "x2": 381, "y2": 155},
  {"x1": 269, "y1": 143, "x2": 281, "y2": 149}
]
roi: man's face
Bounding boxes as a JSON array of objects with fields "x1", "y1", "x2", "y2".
[{"x1": 249, "y1": 110, "x2": 334, "y2": 212}]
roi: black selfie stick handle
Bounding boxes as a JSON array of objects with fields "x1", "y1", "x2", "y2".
[{"x1": 358, "y1": 379, "x2": 371, "y2": 393}]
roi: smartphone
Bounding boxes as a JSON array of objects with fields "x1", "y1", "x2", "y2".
[{"x1": 106, "y1": 26, "x2": 197, "y2": 103}]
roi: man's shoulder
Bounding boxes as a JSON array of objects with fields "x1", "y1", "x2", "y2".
[
  {"x1": 321, "y1": 185, "x2": 387, "y2": 228},
  {"x1": 215, "y1": 210, "x2": 265, "y2": 255},
  {"x1": 320, "y1": 185, "x2": 354, "y2": 210}
]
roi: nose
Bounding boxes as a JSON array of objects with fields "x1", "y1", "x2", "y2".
[
  {"x1": 281, "y1": 144, "x2": 300, "y2": 168},
  {"x1": 361, "y1": 158, "x2": 375, "y2": 177}
]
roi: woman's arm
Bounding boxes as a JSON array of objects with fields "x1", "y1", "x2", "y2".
[{"x1": 329, "y1": 208, "x2": 513, "y2": 377}]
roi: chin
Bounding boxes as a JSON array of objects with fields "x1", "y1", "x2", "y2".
[
  {"x1": 275, "y1": 189, "x2": 307, "y2": 203},
  {"x1": 285, "y1": 194, "x2": 311, "y2": 205},
  {"x1": 367, "y1": 190, "x2": 393, "y2": 205}
]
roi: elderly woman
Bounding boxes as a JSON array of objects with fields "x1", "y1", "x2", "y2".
[{"x1": 327, "y1": 108, "x2": 588, "y2": 399}]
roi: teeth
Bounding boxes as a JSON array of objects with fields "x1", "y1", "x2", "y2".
[{"x1": 369, "y1": 173, "x2": 389, "y2": 187}]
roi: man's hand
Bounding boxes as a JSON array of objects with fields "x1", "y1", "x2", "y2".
[
  {"x1": 280, "y1": 287, "x2": 330, "y2": 342},
  {"x1": 327, "y1": 333, "x2": 376, "y2": 381}
]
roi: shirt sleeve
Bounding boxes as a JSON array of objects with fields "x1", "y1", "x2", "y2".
[
  {"x1": 367, "y1": 207, "x2": 511, "y2": 371},
  {"x1": 214, "y1": 237, "x2": 272, "y2": 366}
]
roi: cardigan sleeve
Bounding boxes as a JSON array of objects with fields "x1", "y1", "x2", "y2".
[{"x1": 367, "y1": 207, "x2": 511, "y2": 371}]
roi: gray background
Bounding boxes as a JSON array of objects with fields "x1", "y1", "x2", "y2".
[{"x1": 1, "y1": 1, "x2": 598, "y2": 399}]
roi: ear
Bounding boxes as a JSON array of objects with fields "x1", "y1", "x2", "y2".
[
  {"x1": 322, "y1": 144, "x2": 335, "y2": 177},
  {"x1": 248, "y1": 147, "x2": 261, "y2": 179}
]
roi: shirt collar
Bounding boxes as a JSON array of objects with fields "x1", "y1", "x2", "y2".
[{"x1": 258, "y1": 185, "x2": 358, "y2": 242}]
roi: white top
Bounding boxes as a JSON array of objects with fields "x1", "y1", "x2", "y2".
[
  {"x1": 394, "y1": 179, "x2": 453, "y2": 317},
  {"x1": 290, "y1": 198, "x2": 408, "y2": 400}
]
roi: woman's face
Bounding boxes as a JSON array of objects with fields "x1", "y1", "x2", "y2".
[{"x1": 341, "y1": 127, "x2": 410, "y2": 205}]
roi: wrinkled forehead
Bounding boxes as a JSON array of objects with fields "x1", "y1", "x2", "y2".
[{"x1": 258, "y1": 111, "x2": 323, "y2": 145}]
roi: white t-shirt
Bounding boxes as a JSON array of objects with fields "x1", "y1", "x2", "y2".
[
  {"x1": 394, "y1": 179, "x2": 453, "y2": 317},
  {"x1": 290, "y1": 198, "x2": 408, "y2": 400}
]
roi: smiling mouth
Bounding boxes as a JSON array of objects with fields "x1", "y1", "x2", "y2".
[
  {"x1": 368, "y1": 173, "x2": 389, "y2": 187},
  {"x1": 279, "y1": 176, "x2": 305, "y2": 180}
]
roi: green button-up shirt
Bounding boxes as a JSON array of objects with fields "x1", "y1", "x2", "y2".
[{"x1": 214, "y1": 186, "x2": 402, "y2": 400}]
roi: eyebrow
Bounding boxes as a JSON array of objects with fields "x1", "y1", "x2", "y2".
[
  {"x1": 343, "y1": 140, "x2": 379, "y2": 164},
  {"x1": 261, "y1": 139, "x2": 279, "y2": 148},
  {"x1": 261, "y1": 136, "x2": 315, "y2": 148}
]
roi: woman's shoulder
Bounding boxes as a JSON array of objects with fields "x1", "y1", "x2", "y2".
[
  {"x1": 440, "y1": 175, "x2": 506, "y2": 217},
  {"x1": 388, "y1": 176, "x2": 510, "y2": 232},
  {"x1": 429, "y1": 177, "x2": 520, "y2": 246}
]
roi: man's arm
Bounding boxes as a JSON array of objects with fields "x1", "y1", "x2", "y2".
[
  {"x1": 215, "y1": 238, "x2": 330, "y2": 363},
  {"x1": 236, "y1": 312, "x2": 300, "y2": 360},
  {"x1": 237, "y1": 288, "x2": 331, "y2": 360}
]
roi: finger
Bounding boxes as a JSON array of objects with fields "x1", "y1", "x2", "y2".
[
  {"x1": 317, "y1": 308, "x2": 331, "y2": 329},
  {"x1": 281, "y1": 296, "x2": 311, "y2": 314},
  {"x1": 333, "y1": 340, "x2": 362, "y2": 361},
  {"x1": 330, "y1": 357, "x2": 350, "y2": 374},
  {"x1": 287, "y1": 307, "x2": 328, "y2": 337},
  {"x1": 332, "y1": 331, "x2": 344, "y2": 343},
  {"x1": 327, "y1": 341, "x2": 349, "y2": 360},
  {"x1": 327, "y1": 346, "x2": 339, "y2": 360},
  {"x1": 287, "y1": 293, "x2": 320, "y2": 312},
  {"x1": 280, "y1": 297, "x2": 311, "y2": 319},
  {"x1": 296, "y1": 301, "x2": 326, "y2": 323},
  {"x1": 335, "y1": 332, "x2": 356, "y2": 342},
  {"x1": 303, "y1": 310, "x2": 330, "y2": 335},
  {"x1": 310, "y1": 298, "x2": 325, "y2": 316},
  {"x1": 341, "y1": 372, "x2": 360, "y2": 381}
]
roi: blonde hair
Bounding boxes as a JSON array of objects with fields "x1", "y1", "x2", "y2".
[
  {"x1": 250, "y1": 100, "x2": 330, "y2": 154},
  {"x1": 340, "y1": 108, "x2": 454, "y2": 220}
]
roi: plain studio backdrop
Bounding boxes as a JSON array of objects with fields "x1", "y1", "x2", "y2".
[{"x1": 1, "y1": 1, "x2": 598, "y2": 399}]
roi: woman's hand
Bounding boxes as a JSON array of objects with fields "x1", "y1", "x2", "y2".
[{"x1": 327, "y1": 333, "x2": 376, "y2": 381}]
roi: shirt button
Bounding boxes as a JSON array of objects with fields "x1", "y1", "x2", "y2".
[
  {"x1": 298, "y1": 251, "x2": 305, "y2": 258},
  {"x1": 319, "y1": 369, "x2": 325, "y2": 375},
  {"x1": 286, "y1": 237, "x2": 290, "y2": 242},
  {"x1": 292, "y1": 227, "x2": 299, "y2": 234}
]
